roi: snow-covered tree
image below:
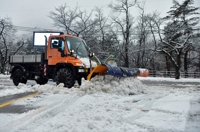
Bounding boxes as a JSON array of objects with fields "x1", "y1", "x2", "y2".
[
  {"x1": 0, "y1": 17, "x2": 16, "y2": 74},
  {"x1": 49, "y1": 4, "x2": 98, "y2": 37},
  {"x1": 158, "y1": 0, "x2": 199, "y2": 79},
  {"x1": 109, "y1": 0, "x2": 137, "y2": 67},
  {"x1": 133, "y1": 3, "x2": 152, "y2": 68},
  {"x1": 145, "y1": 11, "x2": 165, "y2": 72}
]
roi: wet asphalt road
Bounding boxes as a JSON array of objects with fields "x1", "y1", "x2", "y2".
[{"x1": 0, "y1": 92, "x2": 39, "y2": 113}]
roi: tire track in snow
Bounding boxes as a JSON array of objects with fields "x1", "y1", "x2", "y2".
[
  {"x1": 1, "y1": 94, "x2": 79, "y2": 132},
  {"x1": 122, "y1": 94, "x2": 167, "y2": 131},
  {"x1": 123, "y1": 94, "x2": 192, "y2": 132},
  {"x1": 184, "y1": 96, "x2": 200, "y2": 132}
]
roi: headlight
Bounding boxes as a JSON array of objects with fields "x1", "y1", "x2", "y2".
[
  {"x1": 78, "y1": 69, "x2": 85, "y2": 72},
  {"x1": 74, "y1": 62, "x2": 83, "y2": 66}
]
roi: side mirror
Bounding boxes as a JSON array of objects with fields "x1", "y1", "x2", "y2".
[
  {"x1": 89, "y1": 53, "x2": 94, "y2": 58},
  {"x1": 58, "y1": 48, "x2": 65, "y2": 57}
]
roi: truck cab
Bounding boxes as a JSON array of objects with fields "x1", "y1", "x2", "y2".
[
  {"x1": 46, "y1": 34, "x2": 97, "y2": 87},
  {"x1": 47, "y1": 35, "x2": 90, "y2": 66}
]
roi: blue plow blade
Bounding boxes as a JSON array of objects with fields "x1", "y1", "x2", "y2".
[
  {"x1": 104, "y1": 64, "x2": 124, "y2": 77},
  {"x1": 120, "y1": 67, "x2": 140, "y2": 77},
  {"x1": 104, "y1": 64, "x2": 140, "y2": 77}
]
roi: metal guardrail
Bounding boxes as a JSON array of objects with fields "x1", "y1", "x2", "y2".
[{"x1": 149, "y1": 71, "x2": 200, "y2": 78}]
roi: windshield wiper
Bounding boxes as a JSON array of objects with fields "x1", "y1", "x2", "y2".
[{"x1": 76, "y1": 43, "x2": 81, "y2": 53}]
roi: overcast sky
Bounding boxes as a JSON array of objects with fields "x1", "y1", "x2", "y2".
[{"x1": 0, "y1": 0, "x2": 200, "y2": 31}]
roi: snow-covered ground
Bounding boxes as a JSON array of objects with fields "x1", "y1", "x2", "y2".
[{"x1": 0, "y1": 74, "x2": 200, "y2": 132}]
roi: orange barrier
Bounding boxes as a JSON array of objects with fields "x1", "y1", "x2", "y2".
[{"x1": 138, "y1": 68, "x2": 149, "y2": 77}]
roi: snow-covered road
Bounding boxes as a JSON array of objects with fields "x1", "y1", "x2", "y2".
[{"x1": 0, "y1": 75, "x2": 200, "y2": 132}]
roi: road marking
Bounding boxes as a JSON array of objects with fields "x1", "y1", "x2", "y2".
[{"x1": 0, "y1": 92, "x2": 40, "y2": 108}]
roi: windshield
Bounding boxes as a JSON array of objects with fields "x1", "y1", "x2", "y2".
[{"x1": 66, "y1": 36, "x2": 89, "y2": 57}]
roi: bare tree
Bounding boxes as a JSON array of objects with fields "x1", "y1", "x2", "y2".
[
  {"x1": 0, "y1": 17, "x2": 16, "y2": 74},
  {"x1": 134, "y1": 2, "x2": 151, "y2": 68},
  {"x1": 94, "y1": 7, "x2": 108, "y2": 51},
  {"x1": 49, "y1": 4, "x2": 97, "y2": 37},
  {"x1": 145, "y1": 11, "x2": 166, "y2": 73},
  {"x1": 92, "y1": 7, "x2": 120, "y2": 62},
  {"x1": 109, "y1": 0, "x2": 137, "y2": 67}
]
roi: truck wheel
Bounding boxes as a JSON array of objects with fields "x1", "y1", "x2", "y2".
[
  {"x1": 35, "y1": 77, "x2": 48, "y2": 85},
  {"x1": 56, "y1": 68, "x2": 75, "y2": 88},
  {"x1": 13, "y1": 69, "x2": 26, "y2": 86}
]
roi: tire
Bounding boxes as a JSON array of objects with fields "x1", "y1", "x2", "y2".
[
  {"x1": 35, "y1": 77, "x2": 48, "y2": 85},
  {"x1": 13, "y1": 69, "x2": 26, "y2": 86},
  {"x1": 56, "y1": 68, "x2": 75, "y2": 88}
]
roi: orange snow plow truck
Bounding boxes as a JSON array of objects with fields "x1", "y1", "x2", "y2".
[{"x1": 9, "y1": 31, "x2": 149, "y2": 88}]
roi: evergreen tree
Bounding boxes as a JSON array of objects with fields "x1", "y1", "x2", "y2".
[{"x1": 159, "y1": 0, "x2": 199, "y2": 79}]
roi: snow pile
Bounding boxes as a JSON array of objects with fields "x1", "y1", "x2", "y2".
[
  {"x1": 80, "y1": 75, "x2": 147, "y2": 95},
  {"x1": 32, "y1": 84, "x2": 78, "y2": 95},
  {"x1": 31, "y1": 75, "x2": 147, "y2": 96},
  {"x1": 0, "y1": 74, "x2": 10, "y2": 82},
  {"x1": 0, "y1": 83, "x2": 35, "y2": 97},
  {"x1": 0, "y1": 78, "x2": 10, "y2": 82},
  {"x1": 0, "y1": 75, "x2": 147, "y2": 97},
  {"x1": 0, "y1": 74, "x2": 10, "y2": 77}
]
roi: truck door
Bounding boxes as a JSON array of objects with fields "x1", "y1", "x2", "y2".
[{"x1": 47, "y1": 38, "x2": 65, "y2": 65}]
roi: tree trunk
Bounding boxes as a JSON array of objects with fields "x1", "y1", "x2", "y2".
[
  {"x1": 151, "y1": 57, "x2": 156, "y2": 77},
  {"x1": 199, "y1": 48, "x2": 200, "y2": 72},
  {"x1": 0, "y1": 57, "x2": 5, "y2": 74},
  {"x1": 124, "y1": 46, "x2": 129, "y2": 67},
  {"x1": 165, "y1": 56, "x2": 172, "y2": 77},
  {"x1": 184, "y1": 50, "x2": 189, "y2": 78},
  {"x1": 175, "y1": 66, "x2": 180, "y2": 79},
  {"x1": 175, "y1": 53, "x2": 181, "y2": 79}
]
